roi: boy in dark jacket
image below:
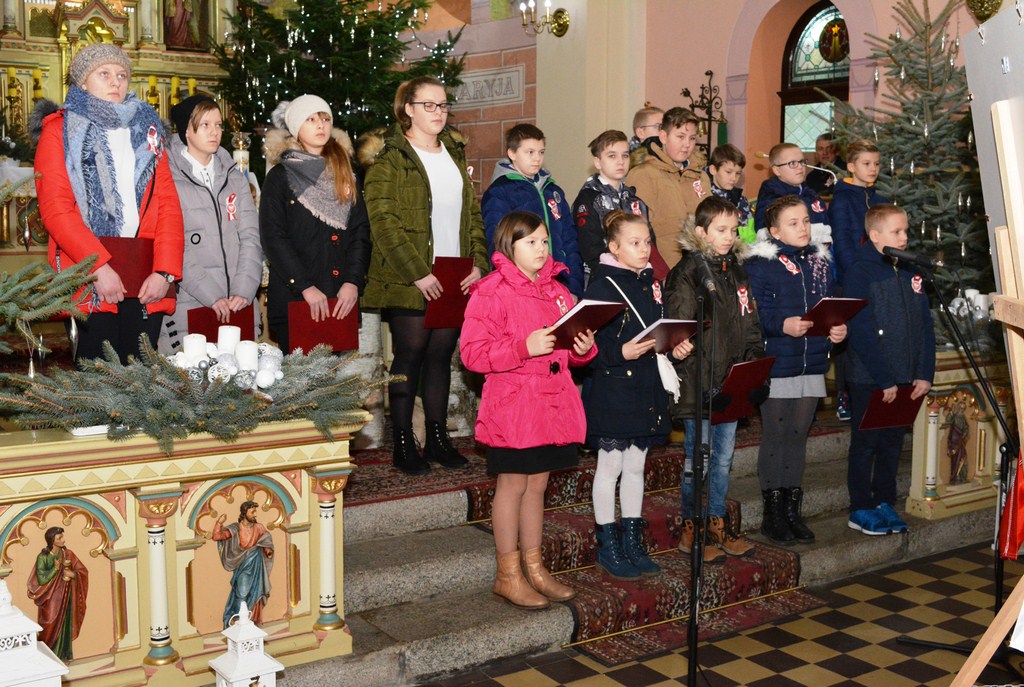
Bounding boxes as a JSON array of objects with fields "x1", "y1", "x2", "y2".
[
  {"x1": 754, "y1": 142, "x2": 831, "y2": 246},
  {"x1": 573, "y1": 129, "x2": 659, "y2": 285},
  {"x1": 844, "y1": 205, "x2": 934, "y2": 535},
  {"x1": 665, "y1": 196, "x2": 764, "y2": 563},
  {"x1": 706, "y1": 144, "x2": 755, "y2": 243},
  {"x1": 482, "y1": 123, "x2": 584, "y2": 296}
]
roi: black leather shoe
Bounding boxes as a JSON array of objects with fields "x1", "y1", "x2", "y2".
[
  {"x1": 423, "y1": 420, "x2": 469, "y2": 469},
  {"x1": 393, "y1": 427, "x2": 430, "y2": 475}
]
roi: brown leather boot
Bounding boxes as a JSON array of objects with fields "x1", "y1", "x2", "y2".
[
  {"x1": 493, "y1": 550, "x2": 549, "y2": 610},
  {"x1": 521, "y1": 547, "x2": 576, "y2": 602},
  {"x1": 708, "y1": 515, "x2": 754, "y2": 557},
  {"x1": 679, "y1": 518, "x2": 726, "y2": 564}
]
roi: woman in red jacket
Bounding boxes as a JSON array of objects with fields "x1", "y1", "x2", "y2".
[
  {"x1": 460, "y1": 211, "x2": 596, "y2": 610},
  {"x1": 33, "y1": 43, "x2": 183, "y2": 364}
]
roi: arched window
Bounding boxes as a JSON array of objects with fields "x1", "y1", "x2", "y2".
[{"x1": 780, "y1": 1, "x2": 850, "y2": 150}]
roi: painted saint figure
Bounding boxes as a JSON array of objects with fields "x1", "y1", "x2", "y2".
[
  {"x1": 213, "y1": 500, "x2": 274, "y2": 628},
  {"x1": 27, "y1": 526, "x2": 88, "y2": 661}
]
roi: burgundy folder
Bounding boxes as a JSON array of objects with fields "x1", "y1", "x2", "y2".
[
  {"x1": 631, "y1": 319, "x2": 699, "y2": 354},
  {"x1": 288, "y1": 299, "x2": 358, "y2": 352},
  {"x1": 550, "y1": 299, "x2": 626, "y2": 349},
  {"x1": 98, "y1": 236, "x2": 161, "y2": 299},
  {"x1": 424, "y1": 256, "x2": 475, "y2": 329},
  {"x1": 859, "y1": 386, "x2": 927, "y2": 430},
  {"x1": 187, "y1": 305, "x2": 256, "y2": 341},
  {"x1": 711, "y1": 356, "x2": 776, "y2": 425},
  {"x1": 800, "y1": 297, "x2": 868, "y2": 337}
]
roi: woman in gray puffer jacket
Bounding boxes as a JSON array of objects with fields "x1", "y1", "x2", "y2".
[{"x1": 160, "y1": 95, "x2": 263, "y2": 353}]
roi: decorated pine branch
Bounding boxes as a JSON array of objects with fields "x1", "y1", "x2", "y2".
[
  {"x1": 0, "y1": 339, "x2": 389, "y2": 455},
  {"x1": 0, "y1": 257, "x2": 94, "y2": 354},
  {"x1": 821, "y1": 0, "x2": 990, "y2": 301}
]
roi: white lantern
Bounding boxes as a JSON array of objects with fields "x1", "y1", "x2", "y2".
[
  {"x1": 0, "y1": 579, "x2": 68, "y2": 686},
  {"x1": 209, "y1": 601, "x2": 283, "y2": 687}
]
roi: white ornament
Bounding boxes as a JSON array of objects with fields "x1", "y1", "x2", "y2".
[
  {"x1": 206, "y1": 343, "x2": 219, "y2": 358},
  {"x1": 255, "y1": 369, "x2": 277, "y2": 388},
  {"x1": 208, "y1": 364, "x2": 232, "y2": 383}
]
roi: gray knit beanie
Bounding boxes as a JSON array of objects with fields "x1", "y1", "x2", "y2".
[{"x1": 69, "y1": 43, "x2": 133, "y2": 87}]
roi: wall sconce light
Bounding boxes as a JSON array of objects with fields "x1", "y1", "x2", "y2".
[{"x1": 518, "y1": 0, "x2": 570, "y2": 37}]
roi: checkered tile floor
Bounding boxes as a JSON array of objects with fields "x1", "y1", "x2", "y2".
[{"x1": 427, "y1": 545, "x2": 1024, "y2": 687}]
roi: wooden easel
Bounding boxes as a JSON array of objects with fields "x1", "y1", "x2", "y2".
[{"x1": 951, "y1": 100, "x2": 1024, "y2": 687}]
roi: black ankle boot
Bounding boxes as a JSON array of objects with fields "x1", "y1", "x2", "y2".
[
  {"x1": 760, "y1": 489, "x2": 795, "y2": 545},
  {"x1": 423, "y1": 420, "x2": 469, "y2": 469},
  {"x1": 393, "y1": 427, "x2": 430, "y2": 475},
  {"x1": 783, "y1": 487, "x2": 815, "y2": 543}
]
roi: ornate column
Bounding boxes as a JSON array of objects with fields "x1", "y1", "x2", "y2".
[
  {"x1": 134, "y1": 487, "x2": 183, "y2": 666},
  {"x1": 137, "y1": 0, "x2": 154, "y2": 44},
  {"x1": 2, "y1": 0, "x2": 19, "y2": 35},
  {"x1": 924, "y1": 398, "x2": 940, "y2": 499},
  {"x1": 309, "y1": 470, "x2": 350, "y2": 631}
]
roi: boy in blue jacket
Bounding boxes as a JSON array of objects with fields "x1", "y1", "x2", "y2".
[
  {"x1": 754, "y1": 142, "x2": 831, "y2": 246},
  {"x1": 482, "y1": 124, "x2": 584, "y2": 296},
  {"x1": 844, "y1": 204, "x2": 934, "y2": 535},
  {"x1": 828, "y1": 140, "x2": 889, "y2": 282}
]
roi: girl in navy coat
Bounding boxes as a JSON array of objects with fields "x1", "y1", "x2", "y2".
[
  {"x1": 583, "y1": 210, "x2": 693, "y2": 578},
  {"x1": 745, "y1": 196, "x2": 847, "y2": 545}
]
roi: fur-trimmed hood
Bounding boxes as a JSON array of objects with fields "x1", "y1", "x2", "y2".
[
  {"x1": 263, "y1": 126, "x2": 354, "y2": 167},
  {"x1": 745, "y1": 230, "x2": 833, "y2": 262},
  {"x1": 678, "y1": 215, "x2": 750, "y2": 263},
  {"x1": 29, "y1": 99, "x2": 60, "y2": 143},
  {"x1": 354, "y1": 124, "x2": 468, "y2": 170}
]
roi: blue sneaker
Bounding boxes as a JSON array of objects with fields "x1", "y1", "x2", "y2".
[
  {"x1": 836, "y1": 392, "x2": 851, "y2": 422},
  {"x1": 877, "y1": 503, "x2": 909, "y2": 533},
  {"x1": 848, "y1": 508, "x2": 891, "y2": 535}
]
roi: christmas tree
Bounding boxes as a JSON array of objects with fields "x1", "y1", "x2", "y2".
[
  {"x1": 215, "y1": 0, "x2": 464, "y2": 176},
  {"x1": 825, "y1": 0, "x2": 991, "y2": 301}
]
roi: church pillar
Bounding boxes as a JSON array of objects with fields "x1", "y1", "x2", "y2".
[
  {"x1": 138, "y1": 0, "x2": 154, "y2": 44},
  {"x1": 309, "y1": 471, "x2": 350, "y2": 631},
  {"x1": 2, "y1": 0, "x2": 19, "y2": 34},
  {"x1": 135, "y1": 488, "x2": 182, "y2": 666}
]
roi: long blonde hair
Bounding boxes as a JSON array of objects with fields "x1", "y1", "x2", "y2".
[{"x1": 318, "y1": 134, "x2": 355, "y2": 202}]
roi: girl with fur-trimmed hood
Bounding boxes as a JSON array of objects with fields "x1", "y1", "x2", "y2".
[
  {"x1": 259, "y1": 94, "x2": 370, "y2": 353},
  {"x1": 664, "y1": 197, "x2": 764, "y2": 565}
]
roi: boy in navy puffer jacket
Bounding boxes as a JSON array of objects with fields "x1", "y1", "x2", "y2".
[
  {"x1": 843, "y1": 205, "x2": 934, "y2": 536},
  {"x1": 754, "y1": 143, "x2": 831, "y2": 247},
  {"x1": 483, "y1": 123, "x2": 584, "y2": 297}
]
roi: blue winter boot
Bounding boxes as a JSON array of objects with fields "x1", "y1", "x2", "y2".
[
  {"x1": 594, "y1": 523, "x2": 641, "y2": 579},
  {"x1": 620, "y1": 517, "x2": 661, "y2": 575}
]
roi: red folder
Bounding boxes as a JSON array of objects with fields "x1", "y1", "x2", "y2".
[
  {"x1": 859, "y1": 386, "x2": 926, "y2": 430},
  {"x1": 424, "y1": 256, "x2": 474, "y2": 329},
  {"x1": 550, "y1": 299, "x2": 626, "y2": 349},
  {"x1": 631, "y1": 319, "x2": 699, "y2": 354},
  {"x1": 287, "y1": 299, "x2": 358, "y2": 352},
  {"x1": 711, "y1": 356, "x2": 776, "y2": 425},
  {"x1": 187, "y1": 305, "x2": 256, "y2": 341},
  {"x1": 800, "y1": 297, "x2": 867, "y2": 337},
  {"x1": 98, "y1": 236, "x2": 162, "y2": 299}
]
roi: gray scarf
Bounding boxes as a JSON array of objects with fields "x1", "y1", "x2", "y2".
[{"x1": 279, "y1": 149, "x2": 352, "y2": 229}]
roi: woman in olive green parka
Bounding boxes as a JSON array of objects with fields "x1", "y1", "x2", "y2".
[{"x1": 362, "y1": 76, "x2": 488, "y2": 476}]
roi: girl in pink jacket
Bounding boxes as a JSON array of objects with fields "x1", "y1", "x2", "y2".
[{"x1": 461, "y1": 211, "x2": 597, "y2": 611}]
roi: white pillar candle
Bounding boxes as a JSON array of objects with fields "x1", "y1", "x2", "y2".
[
  {"x1": 182, "y1": 333, "x2": 207, "y2": 363},
  {"x1": 974, "y1": 294, "x2": 991, "y2": 312},
  {"x1": 235, "y1": 340, "x2": 259, "y2": 371},
  {"x1": 964, "y1": 288, "x2": 980, "y2": 304},
  {"x1": 217, "y1": 325, "x2": 241, "y2": 356}
]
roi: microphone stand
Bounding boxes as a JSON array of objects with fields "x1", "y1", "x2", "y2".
[
  {"x1": 686, "y1": 276, "x2": 716, "y2": 686},
  {"x1": 895, "y1": 263, "x2": 1020, "y2": 667}
]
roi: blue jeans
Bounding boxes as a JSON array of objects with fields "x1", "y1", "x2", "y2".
[{"x1": 681, "y1": 419, "x2": 738, "y2": 518}]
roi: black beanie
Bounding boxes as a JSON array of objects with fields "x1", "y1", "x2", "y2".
[{"x1": 170, "y1": 94, "x2": 217, "y2": 145}]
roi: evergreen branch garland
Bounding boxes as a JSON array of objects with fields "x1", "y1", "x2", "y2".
[
  {"x1": 0, "y1": 338, "x2": 390, "y2": 455},
  {"x1": 0, "y1": 258, "x2": 94, "y2": 354}
]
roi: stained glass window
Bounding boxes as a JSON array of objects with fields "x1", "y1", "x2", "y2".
[
  {"x1": 790, "y1": 6, "x2": 850, "y2": 86},
  {"x1": 783, "y1": 102, "x2": 833, "y2": 151}
]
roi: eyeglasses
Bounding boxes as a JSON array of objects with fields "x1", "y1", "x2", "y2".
[
  {"x1": 773, "y1": 160, "x2": 807, "y2": 169},
  {"x1": 411, "y1": 101, "x2": 452, "y2": 113},
  {"x1": 639, "y1": 123, "x2": 662, "y2": 131}
]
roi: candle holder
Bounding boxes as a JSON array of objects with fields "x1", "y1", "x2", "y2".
[
  {"x1": 232, "y1": 131, "x2": 251, "y2": 175},
  {"x1": 517, "y1": 0, "x2": 570, "y2": 37}
]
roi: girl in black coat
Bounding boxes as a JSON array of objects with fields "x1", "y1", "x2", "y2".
[
  {"x1": 260, "y1": 94, "x2": 370, "y2": 353},
  {"x1": 583, "y1": 211, "x2": 693, "y2": 579}
]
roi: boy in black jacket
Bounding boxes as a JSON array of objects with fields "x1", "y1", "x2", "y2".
[{"x1": 844, "y1": 205, "x2": 935, "y2": 535}]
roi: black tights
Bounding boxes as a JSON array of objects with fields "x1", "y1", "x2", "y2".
[{"x1": 387, "y1": 312, "x2": 460, "y2": 431}]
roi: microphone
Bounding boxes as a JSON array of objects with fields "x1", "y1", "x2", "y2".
[
  {"x1": 882, "y1": 246, "x2": 945, "y2": 269},
  {"x1": 804, "y1": 163, "x2": 838, "y2": 185},
  {"x1": 696, "y1": 258, "x2": 718, "y2": 293}
]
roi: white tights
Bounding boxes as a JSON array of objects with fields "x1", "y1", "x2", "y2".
[{"x1": 592, "y1": 445, "x2": 648, "y2": 524}]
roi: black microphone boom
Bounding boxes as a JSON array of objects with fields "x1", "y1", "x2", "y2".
[
  {"x1": 882, "y1": 246, "x2": 945, "y2": 269},
  {"x1": 697, "y1": 258, "x2": 718, "y2": 293}
]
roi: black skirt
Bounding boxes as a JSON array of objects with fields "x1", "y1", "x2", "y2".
[{"x1": 486, "y1": 444, "x2": 579, "y2": 475}]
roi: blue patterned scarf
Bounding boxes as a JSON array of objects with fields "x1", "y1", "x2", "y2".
[{"x1": 62, "y1": 85, "x2": 163, "y2": 237}]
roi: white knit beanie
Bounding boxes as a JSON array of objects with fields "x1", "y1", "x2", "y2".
[{"x1": 271, "y1": 95, "x2": 332, "y2": 139}]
